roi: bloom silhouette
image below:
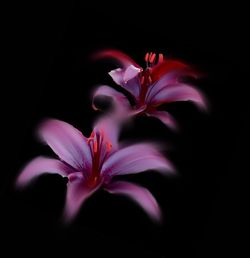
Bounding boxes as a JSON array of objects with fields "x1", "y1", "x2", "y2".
[
  {"x1": 93, "y1": 50, "x2": 207, "y2": 130},
  {"x1": 17, "y1": 118, "x2": 174, "y2": 222}
]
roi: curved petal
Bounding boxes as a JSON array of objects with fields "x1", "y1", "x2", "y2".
[
  {"x1": 151, "y1": 59, "x2": 197, "y2": 82},
  {"x1": 105, "y1": 181, "x2": 162, "y2": 222},
  {"x1": 145, "y1": 70, "x2": 196, "y2": 102},
  {"x1": 123, "y1": 65, "x2": 142, "y2": 82},
  {"x1": 16, "y1": 156, "x2": 73, "y2": 187},
  {"x1": 108, "y1": 68, "x2": 124, "y2": 86},
  {"x1": 38, "y1": 119, "x2": 92, "y2": 171},
  {"x1": 122, "y1": 74, "x2": 141, "y2": 100},
  {"x1": 63, "y1": 176, "x2": 100, "y2": 222},
  {"x1": 146, "y1": 110, "x2": 178, "y2": 130},
  {"x1": 93, "y1": 49, "x2": 140, "y2": 68},
  {"x1": 130, "y1": 104, "x2": 147, "y2": 116},
  {"x1": 148, "y1": 83, "x2": 207, "y2": 110},
  {"x1": 102, "y1": 143, "x2": 175, "y2": 177},
  {"x1": 92, "y1": 85, "x2": 131, "y2": 115},
  {"x1": 109, "y1": 66, "x2": 141, "y2": 100},
  {"x1": 109, "y1": 65, "x2": 141, "y2": 85}
]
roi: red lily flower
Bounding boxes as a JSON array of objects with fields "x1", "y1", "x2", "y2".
[{"x1": 93, "y1": 50, "x2": 207, "y2": 130}]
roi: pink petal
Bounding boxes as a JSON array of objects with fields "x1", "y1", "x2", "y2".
[
  {"x1": 146, "y1": 110, "x2": 178, "y2": 130},
  {"x1": 108, "y1": 68, "x2": 124, "y2": 86},
  {"x1": 92, "y1": 85, "x2": 131, "y2": 115},
  {"x1": 148, "y1": 83, "x2": 207, "y2": 110},
  {"x1": 16, "y1": 156, "x2": 72, "y2": 187},
  {"x1": 38, "y1": 119, "x2": 92, "y2": 171},
  {"x1": 92, "y1": 49, "x2": 140, "y2": 68},
  {"x1": 102, "y1": 143, "x2": 175, "y2": 177},
  {"x1": 105, "y1": 181, "x2": 162, "y2": 222},
  {"x1": 145, "y1": 71, "x2": 193, "y2": 102},
  {"x1": 63, "y1": 177, "x2": 100, "y2": 222},
  {"x1": 123, "y1": 65, "x2": 142, "y2": 82},
  {"x1": 109, "y1": 66, "x2": 141, "y2": 100}
]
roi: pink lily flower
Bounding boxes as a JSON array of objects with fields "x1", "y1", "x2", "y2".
[
  {"x1": 93, "y1": 50, "x2": 208, "y2": 130},
  {"x1": 17, "y1": 117, "x2": 174, "y2": 222}
]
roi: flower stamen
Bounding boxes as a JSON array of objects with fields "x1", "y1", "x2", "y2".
[
  {"x1": 158, "y1": 53, "x2": 164, "y2": 64},
  {"x1": 106, "y1": 142, "x2": 112, "y2": 152}
]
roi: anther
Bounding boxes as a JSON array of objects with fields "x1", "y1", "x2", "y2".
[
  {"x1": 149, "y1": 53, "x2": 156, "y2": 64},
  {"x1": 106, "y1": 142, "x2": 112, "y2": 152},
  {"x1": 158, "y1": 53, "x2": 164, "y2": 64}
]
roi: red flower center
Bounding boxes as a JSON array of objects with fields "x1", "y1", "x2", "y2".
[
  {"x1": 87, "y1": 130, "x2": 112, "y2": 187},
  {"x1": 138, "y1": 52, "x2": 163, "y2": 107}
]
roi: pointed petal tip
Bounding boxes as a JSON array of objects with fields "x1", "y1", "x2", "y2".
[
  {"x1": 61, "y1": 206, "x2": 78, "y2": 225},
  {"x1": 15, "y1": 175, "x2": 26, "y2": 189},
  {"x1": 36, "y1": 118, "x2": 60, "y2": 143},
  {"x1": 105, "y1": 181, "x2": 163, "y2": 223},
  {"x1": 150, "y1": 206, "x2": 163, "y2": 224},
  {"x1": 200, "y1": 97, "x2": 210, "y2": 112},
  {"x1": 63, "y1": 180, "x2": 101, "y2": 224},
  {"x1": 185, "y1": 86, "x2": 209, "y2": 112},
  {"x1": 159, "y1": 159, "x2": 176, "y2": 175},
  {"x1": 146, "y1": 110, "x2": 179, "y2": 131},
  {"x1": 91, "y1": 49, "x2": 139, "y2": 68},
  {"x1": 108, "y1": 67, "x2": 122, "y2": 78},
  {"x1": 16, "y1": 156, "x2": 70, "y2": 189},
  {"x1": 191, "y1": 92, "x2": 209, "y2": 112}
]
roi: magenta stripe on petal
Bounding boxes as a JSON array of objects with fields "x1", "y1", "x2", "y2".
[
  {"x1": 102, "y1": 143, "x2": 175, "y2": 177},
  {"x1": 38, "y1": 119, "x2": 92, "y2": 171},
  {"x1": 105, "y1": 181, "x2": 162, "y2": 222},
  {"x1": 16, "y1": 156, "x2": 73, "y2": 187}
]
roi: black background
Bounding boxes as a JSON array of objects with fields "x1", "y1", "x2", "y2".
[{"x1": 2, "y1": 1, "x2": 248, "y2": 257}]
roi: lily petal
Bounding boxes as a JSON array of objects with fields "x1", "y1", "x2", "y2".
[
  {"x1": 102, "y1": 143, "x2": 174, "y2": 177},
  {"x1": 109, "y1": 66, "x2": 141, "y2": 100},
  {"x1": 108, "y1": 68, "x2": 124, "y2": 86},
  {"x1": 146, "y1": 110, "x2": 178, "y2": 130},
  {"x1": 16, "y1": 156, "x2": 72, "y2": 187},
  {"x1": 148, "y1": 83, "x2": 207, "y2": 110},
  {"x1": 93, "y1": 49, "x2": 140, "y2": 68},
  {"x1": 105, "y1": 181, "x2": 162, "y2": 222},
  {"x1": 38, "y1": 119, "x2": 92, "y2": 171},
  {"x1": 146, "y1": 70, "x2": 196, "y2": 102},
  {"x1": 63, "y1": 176, "x2": 99, "y2": 222},
  {"x1": 92, "y1": 85, "x2": 130, "y2": 115},
  {"x1": 123, "y1": 65, "x2": 142, "y2": 82}
]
